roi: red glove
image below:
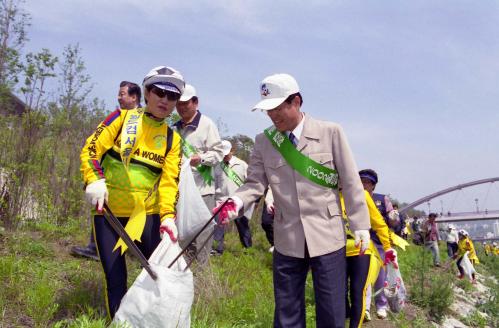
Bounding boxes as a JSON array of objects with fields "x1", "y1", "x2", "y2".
[
  {"x1": 384, "y1": 248, "x2": 398, "y2": 269},
  {"x1": 159, "y1": 218, "x2": 178, "y2": 242},
  {"x1": 212, "y1": 199, "x2": 238, "y2": 225}
]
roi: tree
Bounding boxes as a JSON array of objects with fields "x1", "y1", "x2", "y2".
[
  {"x1": 0, "y1": 0, "x2": 30, "y2": 88},
  {"x1": 226, "y1": 134, "x2": 254, "y2": 163}
]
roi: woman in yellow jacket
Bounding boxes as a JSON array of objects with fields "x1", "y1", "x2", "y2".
[
  {"x1": 341, "y1": 190, "x2": 396, "y2": 328},
  {"x1": 453, "y1": 230, "x2": 479, "y2": 283},
  {"x1": 80, "y1": 66, "x2": 184, "y2": 318}
]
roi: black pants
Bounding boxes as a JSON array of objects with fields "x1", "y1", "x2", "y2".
[
  {"x1": 273, "y1": 247, "x2": 346, "y2": 328},
  {"x1": 346, "y1": 255, "x2": 371, "y2": 328},
  {"x1": 213, "y1": 216, "x2": 252, "y2": 253},
  {"x1": 447, "y1": 242, "x2": 458, "y2": 258},
  {"x1": 93, "y1": 214, "x2": 161, "y2": 318},
  {"x1": 261, "y1": 202, "x2": 274, "y2": 246}
]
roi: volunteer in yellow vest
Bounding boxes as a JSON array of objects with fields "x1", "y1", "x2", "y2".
[
  {"x1": 453, "y1": 229, "x2": 479, "y2": 283},
  {"x1": 71, "y1": 81, "x2": 142, "y2": 262},
  {"x1": 483, "y1": 242, "x2": 491, "y2": 256},
  {"x1": 80, "y1": 66, "x2": 184, "y2": 318},
  {"x1": 342, "y1": 189, "x2": 394, "y2": 327},
  {"x1": 174, "y1": 84, "x2": 224, "y2": 266}
]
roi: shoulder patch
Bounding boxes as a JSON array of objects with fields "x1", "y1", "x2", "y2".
[{"x1": 102, "y1": 109, "x2": 121, "y2": 126}]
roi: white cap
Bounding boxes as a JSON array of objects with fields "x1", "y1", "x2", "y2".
[
  {"x1": 221, "y1": 140, "x2": 232, "y2": 156},
  {"x1": 179, "y1": 84, "x2": 196, "y2": 101},
  {"x1": 252, "y1": 73, "x2": 300, "y2": 111}
]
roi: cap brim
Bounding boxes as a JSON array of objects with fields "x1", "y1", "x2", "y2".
[
  {"x1": 359, "y1": 174, "x2": 377, "y2": 184},
  {"x1": 179, "y1": 94, "x2": 194, "y2": 102},
  {"x1": 251, "y1": 97, "x2": 287, "y2": 112},
  {"x1": 153, "y1": 83, "x2": 181, "y2": 94}
]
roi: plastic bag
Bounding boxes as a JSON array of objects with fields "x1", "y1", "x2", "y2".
[
  {"x1": 113, "y1": 238, "x2": 194, "y2": 328},
  {"x1": 459, "y1": 251, "x2": 476, "y2": 280},
  {"x1": 176, "y1": 160, "x2": 214, "y2": 242},
  {"x1": 384, "y1": 262, "x2": 406, "y2": 313}
]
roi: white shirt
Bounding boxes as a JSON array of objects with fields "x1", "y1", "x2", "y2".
[{"x1": 285, "y1": 113, "x2": 305, "y2": 143}]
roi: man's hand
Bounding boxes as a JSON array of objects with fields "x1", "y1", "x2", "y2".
[
  {"x1": 384, "y1": 248, "x2": 398, "y2": 269},
  {"x1": 160, "y1": 218, "x2": 178, "y2": 242},
  {"x1": 85, "y1": 179, "x2": 108, "y2": 212},
  {"x1": 354, "y1": 230, "x2": 370, "y2": 255},
  {"x1": 266, "y1": 202, "x2": 275, "y2": 215},
  {"x1": 213, "y1": 199, "x2": 239, "y2": 225},
  {"x1": 190, "y1": 154, "x2": 202, "y2": 166}
]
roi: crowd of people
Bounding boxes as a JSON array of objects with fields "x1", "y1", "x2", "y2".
[{"x1": 73, "y1": 65, "x2": 493, "y2": 326}]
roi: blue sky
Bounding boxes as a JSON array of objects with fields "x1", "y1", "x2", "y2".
[{"x1": 24, "y1": 0, "x2": 499, "y2": 212}]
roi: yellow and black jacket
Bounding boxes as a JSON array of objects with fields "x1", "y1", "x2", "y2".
[
  {"x1": 80, "y1": 108, "x2": 182, "y2": 221},
  {"x1": 341, "y1": 190, "x2": 392, "y2": 257}
]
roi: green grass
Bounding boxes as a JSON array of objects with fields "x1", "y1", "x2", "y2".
[{"x1": 0, "y1": 217, "x2": 496, "y2": 327}]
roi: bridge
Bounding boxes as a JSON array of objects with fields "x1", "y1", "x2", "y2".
[
  {"x1": 436, "y1": 210, "x2": 499, "y2": 223},
  {"x1": 400, "y1": 177, "x2": 499, "y2": 241}
]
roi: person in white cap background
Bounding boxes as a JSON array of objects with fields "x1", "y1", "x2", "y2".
[
  {"x1": 173, "y1": 84, "x2": 224, "y2": 266},
  {"x1": 80, "y1": 66, "x2": 184, "y2": 318},
  {"x1": 446, "y1": 224, "x2": 459, "y2": 258},
  {"x1": 212, "y1": 140, "x2": 253, "y2": 255},
  {"x1": 213, "y1": 73, "x2": 370, "y2": 328}
]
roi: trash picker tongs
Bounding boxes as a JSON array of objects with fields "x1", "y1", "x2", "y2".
[
  {"x1": 168, "y1": 199, "x2": 229, "y2": 270},
  {"x1": 102, "y1": 204, "x2": 158, "y2": 280}
]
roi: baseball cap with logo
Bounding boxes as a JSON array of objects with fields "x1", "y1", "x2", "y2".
[
  {"x1": 252, "y1": 73, "x2": 300, "y2": 111},
  {"x1": 179, "y1": 84, "x2": 196, "y2": 102}
]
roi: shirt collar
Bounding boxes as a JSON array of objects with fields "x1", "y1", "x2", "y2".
[
  {"x1": 174, "y1": 111, "x2": 202, "y2": 131},
  {"x1": 286, "y1": 112, "x2": 305, "y2": 140}
]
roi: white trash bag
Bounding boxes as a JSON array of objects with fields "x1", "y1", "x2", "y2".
[
  {"x1": 176, "y1": 160, "x2": 214, "y2": 242},
  {"x1": 113, "y1": 237, "x2": 194, "y2": 328},
  {"x1": 459, "y1": 251, "x2": 476, "y2": 281},
  {"x1": 384, "y1": 262, "x2": 407, "y2": 313}
]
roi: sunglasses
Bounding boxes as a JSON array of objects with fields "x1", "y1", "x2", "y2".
[{"x1": 150, "y1": 86, "x2": 180, "y2": 101}]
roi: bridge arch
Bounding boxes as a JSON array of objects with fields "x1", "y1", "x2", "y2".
[{"x1": 399, "y1": 177, "x2": 499, "y2": 215}]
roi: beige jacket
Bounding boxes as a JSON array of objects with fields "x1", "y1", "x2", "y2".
[
  {"x1": 174, "y1": 111, "x2": 224, "y2": 196},
  {"x1": 234, "y1": 115, "x2": 370, "y2": 258}
]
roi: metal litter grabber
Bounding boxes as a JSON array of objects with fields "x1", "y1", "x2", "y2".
[
  {"x1": 168, "y1": 199, "x2": 229, "y2": 270},
  {"x1": 102, "y1": 204, "x2": 158, "y2": 280}
]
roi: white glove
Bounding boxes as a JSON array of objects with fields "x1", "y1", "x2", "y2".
[
  {"x1": 160, "y1": 218, "x2": 178, "y2": 242},
  {"x1": 85, "y1": 179, "x2": 108, "y2": 212},
  {"x1": 388, "y1": 210, "x2": 400, "y2": 223},
  {"x1": 354, "y1": 229, "x2": 370, "y2": 255},
  {"x1": 266, "y1": 202, "x2": 275, "y2": 215}
]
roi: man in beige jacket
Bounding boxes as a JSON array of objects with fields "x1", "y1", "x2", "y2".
[
  {"x1": 174, "y1": 84, "x2": 224, "y2": 265},
  {"x1": 215, "y1": 73, "x2": 370, "y2": 328}
]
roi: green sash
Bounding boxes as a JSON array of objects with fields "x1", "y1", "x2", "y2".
[
  {"x1": 220, "y1": 161, "x2": 244, "y2": 187},
  {"x1": 180, "y1": 137, "x2": 213, "y2": 185},
  {"x1": 264, "y1": 126, "x2": 339, "y2": 189}
]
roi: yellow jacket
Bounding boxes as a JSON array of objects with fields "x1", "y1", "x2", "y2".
[
  {"x1": 457, "y1": 237, "x2": 479, "y2": 264},
  {"x1": 80, "y1": 108, "x2": 181, "y2": 220},
  {"x1": 484, "y1": 244, "x2": 491, "y2": 255},
  {"x1": 341, "y1": 190, "x2": 392, "y2": 257}
]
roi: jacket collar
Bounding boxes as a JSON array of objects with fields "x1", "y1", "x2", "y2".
[
  {"x1": 174, "y1": 111, "x2": 202, "y2": 131},
  {"x1": 296, "y1": 114, "x2": 319, "y2": 151}
]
